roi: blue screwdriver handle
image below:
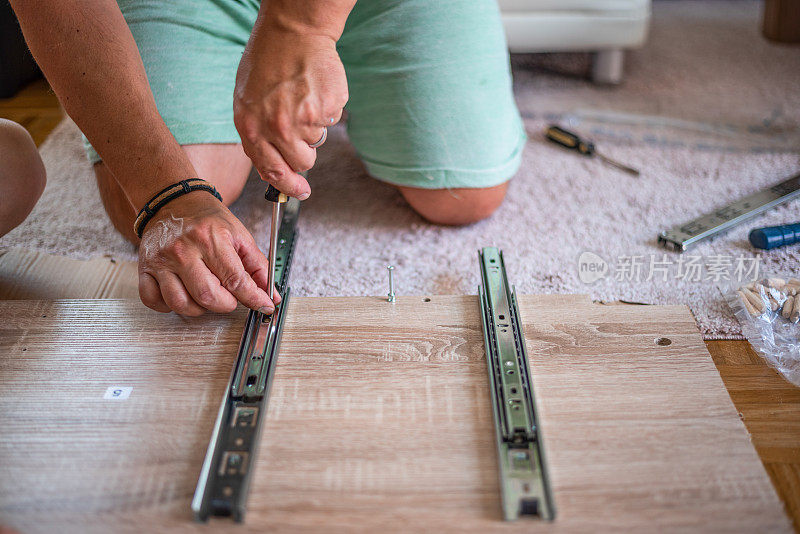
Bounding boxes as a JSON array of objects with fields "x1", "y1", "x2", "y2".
[{"x1": 749, "y1": 222, "x2": 800, "y2": 250}]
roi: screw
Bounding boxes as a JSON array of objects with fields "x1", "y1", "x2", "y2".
[{"x1": 387, "y1": 265, "x2": 395, "y2": 302}]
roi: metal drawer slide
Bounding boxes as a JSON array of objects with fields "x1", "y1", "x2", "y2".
[
  {"x1": 192, "y1": 198, "x2": 300, "y2": 522},
  {"x1": 478, "y1": 247, "x2": 555, "y2": 521}
]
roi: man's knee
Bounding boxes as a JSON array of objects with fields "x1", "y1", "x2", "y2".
[
  {"x1": 93, "y1": 144, "x2": 253, "y2": 243},
  {"x1": 0, "y1": 119, "x2": 46, "y2": 237},
  {"x1": 181, "y1": 144, "x2": 252, "y2": 207},
  {"x1": 398, "y1": 182, "x2": 508, "y2": 226}
]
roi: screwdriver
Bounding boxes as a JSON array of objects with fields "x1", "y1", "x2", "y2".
[
  {"x1": 544, "y1": 125, "x2": 640, "y2": 177},
  {"x1": 265, "y1": 184, "x2": 287, "y2": 313}
]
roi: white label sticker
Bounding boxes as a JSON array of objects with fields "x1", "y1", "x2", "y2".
[{"x1": 104, "y1": 386, "x2": 133, "y2": 400}]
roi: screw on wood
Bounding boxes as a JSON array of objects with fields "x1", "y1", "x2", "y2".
[{"x1": 387, "y1": 265, "x2": 395, "y2": 302}]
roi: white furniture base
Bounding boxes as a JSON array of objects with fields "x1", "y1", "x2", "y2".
[
  {"x1": 592, "y1": 49, "x2": 625, "y2": 84},
  {"x1": 499, "y1": 1, "x2": 651, "y2": 84}
]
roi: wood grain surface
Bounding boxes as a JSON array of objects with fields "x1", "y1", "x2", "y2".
[
  {"x1": 708, "y1": 340, "x2": 800, "y2": 529},
  {"x1": 0, "y1": 249, "x2": 138, "y2": 300},
  {"x1": 0, "y1": 297, "x2": 790, "y2": 533}
]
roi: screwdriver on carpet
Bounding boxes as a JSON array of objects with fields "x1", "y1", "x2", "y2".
[{"x1": 544, "y1": 124, "x2": 640, "y2": 177}]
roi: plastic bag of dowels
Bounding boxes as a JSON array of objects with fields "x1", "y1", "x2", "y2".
[{"x1": 725, "y1": 277, "x2": 800, "y2": 386}]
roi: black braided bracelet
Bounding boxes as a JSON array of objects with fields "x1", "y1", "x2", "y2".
[{"x1": 133, "y1": 178, "x2": 223, "y2": 238}]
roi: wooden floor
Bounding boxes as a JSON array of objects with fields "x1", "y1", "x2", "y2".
[
  {"x1": 0, "y1": 78, "x2": 63, "y2": 146},
  {"x1": 1, "y1": 80, "x2": 799, "y2": 531}
]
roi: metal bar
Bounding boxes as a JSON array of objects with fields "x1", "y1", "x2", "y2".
[
  {"x1": 478, "y1": 247, "x2": 555, "y2": 521},
  {"x1": 658, "y1": 172, "x2": 800, "y2": 252},
  {"x1": 192, "y1": 198, "x2": 300, "y2": 522},
  {"x1": 266, "y1": 200, "x2": 282, "y2": 306}
]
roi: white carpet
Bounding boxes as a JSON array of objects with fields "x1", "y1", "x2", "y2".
[{"x1": 3, "y1": 0, "x2": 799, "y2": 338}]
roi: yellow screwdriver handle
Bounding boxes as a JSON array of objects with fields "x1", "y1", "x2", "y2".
[
  {"x1": 265, "y1": 184, "x2": 288, "y2": 203},
  {"x1": 545, "y1": 125, "x2": 595, "y2": 156}
]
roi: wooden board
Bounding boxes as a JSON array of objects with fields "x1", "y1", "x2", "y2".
[
  {"x1": 3, "y1": 248, "x2": 799, "y2": 533},
  {"x1": 0, "y1": 297, "x2": 790, "y2": 532},
  {"x1": 0, "y1": 248, "x2": 138, "y2": 300}
]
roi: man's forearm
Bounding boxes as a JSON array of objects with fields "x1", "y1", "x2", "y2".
[
  {"x1": 10, "y1": 0, "x2": 195, "y2": 210},
  {"x1": 254, "y1": 0, "x2": 357, "y2": 42}
]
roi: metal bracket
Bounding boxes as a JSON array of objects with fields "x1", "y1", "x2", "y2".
[
  {"x1": 478, "y1": 247, "x2": 555, "y2": 521},
  {"x1": 192, "y1": 198, "x2": 300, "y2": 522},
  {"x1": 658, "y1": 172, "x2": 800, "y2": 252}
]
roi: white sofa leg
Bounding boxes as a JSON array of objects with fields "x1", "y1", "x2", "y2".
[{"x1": 592, "y1": 49, "x2": 624, "y2": 84}]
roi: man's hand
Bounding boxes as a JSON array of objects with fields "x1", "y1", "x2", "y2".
[
  {"x1": 233, "y1": 18, "x2": 349, "y2": 199},
  {"x1": 138, "y1": 193, "x2": 280, "y2": 316}
]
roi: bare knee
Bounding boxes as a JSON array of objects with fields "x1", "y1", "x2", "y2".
[
  {"x1": 182, "y1": 144, "x2": 252, "y2": 207},
  {"x1": 0, "y1": 119, "x2": 46, "y2": 237},
  {"x1": 94, "y1": 143, "x2": 253, "y2": 244},
  {"x1": 398, "y1": 182, "x2": 508, "y2": 226}
]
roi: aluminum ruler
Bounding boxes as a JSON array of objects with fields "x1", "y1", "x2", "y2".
[
  {"x1": 658, "y1": 172, "x2": 800, "y2": 252},
  {"x1": 192, "y1": 198, "x2": 300, "y2": 522},
  {"x1": 478, "y1": 247, "x2": 555, "y2": 521}
]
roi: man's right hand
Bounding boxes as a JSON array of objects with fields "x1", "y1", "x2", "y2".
[
  {"x1": 137, "y1": 192, "x2": 279, "y2": 316},
  {"x1": 233, "y1": 6, "x2": 350, "y2": 199}
]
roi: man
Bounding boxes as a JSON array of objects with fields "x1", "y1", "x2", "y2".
[{"x1": 11, "y1": 0, "x2": 525, "y2": 316}]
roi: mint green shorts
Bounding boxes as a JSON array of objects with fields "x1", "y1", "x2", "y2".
[{"x1": 85, "y1": 0, "x2": 526, "y2": 189}]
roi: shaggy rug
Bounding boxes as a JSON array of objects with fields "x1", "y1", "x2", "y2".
[{"x1": 3, "y1": 0, "x2": 799, "y2": 338}]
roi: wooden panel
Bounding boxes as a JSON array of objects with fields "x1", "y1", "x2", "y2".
[
  {"x1": 0, "y1": 248, "x2": 138, "y2": 300},
  {"x1": 3, "y1": 250, "x2": 799, "y2": 531},
  {"x1": 0, "y1": 297, "x2": 790, "y2": 533}
]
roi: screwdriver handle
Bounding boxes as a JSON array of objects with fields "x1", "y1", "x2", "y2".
[
  {"x1": 265, "y1": 184, "x2": 287, "y2": 203},
  {"x1": 545, "y1": 125, "x2": 595, "y2": 157},
  {"x1": 265, "y1": 169, "x2": 310, "y2": 203},
  {"x1": 749, "y1": 222, "x2": 800, "y2": 250}
]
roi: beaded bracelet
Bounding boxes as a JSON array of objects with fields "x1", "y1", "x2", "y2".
[{"x1": 133, "y1": 178, "x2": 222, "y2": 238}]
